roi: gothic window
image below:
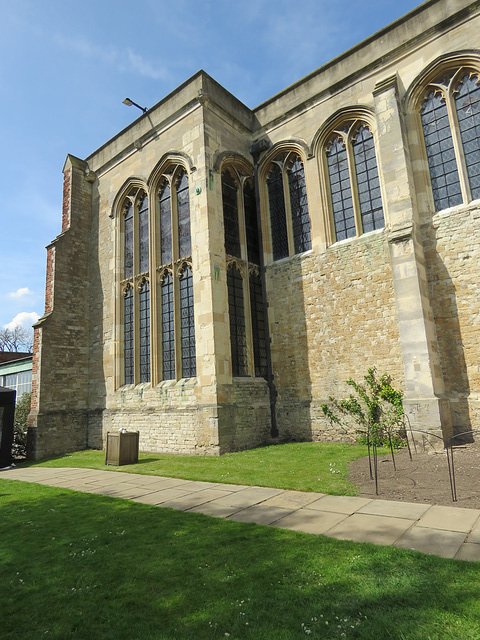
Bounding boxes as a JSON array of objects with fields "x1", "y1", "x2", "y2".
[
  {"x1": 249, "y1": 271, "x2": 267, "y2": 378},
  {"x1": 156, "y1": 166, "x2": 196, "y2": 381},
  {"x1": 227, "y1": 265, "x2": 248, "y2": 377},
  {"x1": 161, "y1": 271, "x2": 175, "y2": 381},
  {"x1": 325, "y1": 122, "x2": 384, "y2": 242},
  {"x1": 266, "y1": 152, "x2": 312, "y2": 261},
  {"x1": 180, "y1": 265, "x2": 196, "y2": 378},
  {"x1": 121, "y1": 189, "x2": 150, "y2": 385},
  {"x1": 420, "y1": 69, "x2": 480, "y2": 211},
  {"x1": 222, "y1": 170, "x2": 241, "y2": 258}
]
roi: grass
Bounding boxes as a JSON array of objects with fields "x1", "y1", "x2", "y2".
[
  {"x1": 18, "y1": 442, "x2": 373, "y2": 495},
  {"x1": 1, "y1": 479, "x2": 479, "y2": 640}
]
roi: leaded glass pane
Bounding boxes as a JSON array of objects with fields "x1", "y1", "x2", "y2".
[
  {"x1": 421, "y1": 90, "x2": 462, "y2": 211},
  {"x1": 326, "y1": 136, "x2": 356, "y2": 240},
  {"x1": 267, "y1": 164, "x2": 289, "y2": 261},
  {"x1": 352, "y1": 126, "x2": 385, "y2": 233},
  {"x1": 124, "y1": 201, "x2": 134, "y2": 279},
  {"x1": 222, "y1": 170, "x2": 241, "y2": 258},
  {"x1": 177, "y1": 171, "x2": 191, "y2": 259},
  {"x1": 249, "y1": 272, "x2": 267, "y2": 378},
  {"x1": 244, "y1": 180, "x2": 260, "y2": 265},
  {"x1": 227, "y1": 267, "x2": 248, "y2": 377},
  {"x1": 139, "y1": 281, "x2": 150, "y2": 383},
  {"x1": 159, "y1": 183, "x2": 172, "y2": 265},
  {"x1": 124, "y1": 286, "x2": 134, "y2": 384},
  {"x1": 161, "y1": 273, "x2": 175, "y2": 380},
  {"x1": 179, "y1": 267, "x2": 196, "y2": 378},
  {"x1": 455, "y1": 74, "x2": 480, "y2": 200},
  {"x1": 138, "y1": 194, "x2": 149, "y2": 274},
  {"x1": 287, "y1": 155, "x2": 312, "y2": 254}
]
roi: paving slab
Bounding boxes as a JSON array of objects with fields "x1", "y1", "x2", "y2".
[
  {"x1": 187, "y1": 502, "x2": 244, "y2": 518},
  {"x1": 261, "y1": 490, "x2": 323, "y2": 509},
  {"x1": 395, "y1": 527, "x2": 466, "y2": 559},
  {"x1": 227, "y1": 505, "x2": 295, "y2": 526},
  {"x1": 206, "y1": 487, "x2": 284, "y2": 509},
  {"x1": 306, "y1": 495, "x2": 373, "y2": 514},
  {"x1": 465, "y1": 516, "x2": 480, "y2": 544},
  {"x1": 455, "y1": 542, "x2": 480, "y2": 562},
  {"x1": 416, "y1": 505, "x2": 480, "y2": 533},
  {"x1": 357, "y1": 499, "x2": 431, "y2": 520},
  {"x1": 129, "y1": 487, "x2": 192, "y2": 505},
  {"x1": 326, "y1": 513, "x2": 414, "y2": 545},
  {"x1": 154, "y1": 488, "x2": 234, "y2": 511},
  {"x1": 272, "y1": 509, "x2": 348, "y2": 535}
]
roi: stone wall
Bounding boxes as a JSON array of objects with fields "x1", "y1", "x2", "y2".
[
  {"x1": 267, "y1": 230, "x2": 404, "y2": 442},
  {"x1": 422, "y1": 204, "x2": 480, "y2": 433}
]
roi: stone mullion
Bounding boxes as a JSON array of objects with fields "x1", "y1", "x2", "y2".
[
  {"x1": 373, "y1": 75, "x2": 452, "y2": 442},
  {"x1": 446, "y1": 79, "x2": 471, "y2": 203},
  {"x1": 345, "y1": 128, "x2": 363, "y2": 236},
  {"x1": 149, "y1": 188, "x2": 159, "y2": 386},
  {"x1": 282, "y1": 160, "x2": 295, "y2": 257}
]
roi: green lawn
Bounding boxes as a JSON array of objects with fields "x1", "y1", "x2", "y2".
[
  {"x1": 19, "y1": 442, "x2": 372, "y2": 495},
  {"x1": 1, "y1": 479, "x2": 479, "y2": 640}
]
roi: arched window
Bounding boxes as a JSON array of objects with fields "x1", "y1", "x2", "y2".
[
  {"x1": 227, "y1": 264, "x2": 248, "y2": 377},
  {"x1": 222, "y1": 169, "x2": 241, "y2": 258},
  {"x1": 249, "y1": 270, "x2": 267, "y2": 378},
  {"x1": 420, "y1": 69, "x2": 480, "y2": 211},
  {"x1": 121, "y1": 189, "x2": 150, "y2": 385},
  {"x1": 155, "y1": 166, "x2": 196, "y2": 381},
  {"x1": 266, "y1": 152, "x2": 311, "y2": 261},
  {"x1": 325, "y1": 122, "x2": 384, "y2": 241}
]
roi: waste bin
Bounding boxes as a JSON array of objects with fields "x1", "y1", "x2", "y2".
[
  {"x1": 105, "y1": 430, "x2": 139, "y2": 466},
  {"x1": 0, "y1": 388, "x2": 16, "y2": 468}
]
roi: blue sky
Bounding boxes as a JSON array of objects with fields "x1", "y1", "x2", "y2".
[{"x1": 0, "y1": 0, "x2": 421, "y2": 332}]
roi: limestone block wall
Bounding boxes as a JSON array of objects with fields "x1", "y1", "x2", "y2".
[
  {"x1": 422, "y1": 204, "x2": 480, "y2": 433},
  {"x1": 267, "y1": 230, "x2": 404, "y2": 442}
]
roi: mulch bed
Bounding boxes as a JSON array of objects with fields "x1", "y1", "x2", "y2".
[{"x1": 348, "y1": 441, "x2": 480, "y2": 510}]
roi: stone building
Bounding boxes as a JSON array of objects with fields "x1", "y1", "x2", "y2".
[{"x1": 28, "y1": 0, "x2": 480, "y2": 458}]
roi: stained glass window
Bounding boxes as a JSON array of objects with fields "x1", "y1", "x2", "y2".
[
  {"x1": 327, "y1": 136, "x2": 356, "y2": 241},
  {"x1": 455, "y1": 74, "x2": 480, "y2": 201},
  {"x1": 222, "y1": 170, "x2": 241, "y2": 258},
  {"x1": 159, "y1": 182, "x2": 172, "y2": 265},
  {"x1": 287, "y1": 155, "x2": 311, "y2": 254},
  {"x1": 227, "y1": 266, "x2": 248, "y2": 377},
  {"x1": 161, "y1": 273, "x2": 175, "y2": 381},
  {"x1": 249, "y1": 272, "x2": 267, "y2": 378},
  {"x1": 124, "y1": 201, "x2": 134, "y2": 279},
  {"x1": 244, "y1": 180, "x2": 260, "y2": 265},
  {"x1": 352, "y1": 126, "x2": 384, "y2": 232},
  {"x1": 180, "y1": 266, "x2": 196, "y2": 378},
  {"x1": 267, "y1": 164, "x2": 289, "y2": 261},
  {"x1": 139, "y1": 280, "x2": 150, "y2": 383},
  {"x1": 177, "y1": 171, "x2": 191, "y2": 259},
  {"x1": 421, "y1": 91, "x2": 462, "y2": 211},
  {"x1": 138, "y1": 194, "x2": 149, "y2": 274},
  {"x1": 124, "y1": 286, "x2": 134, "y2": 385}
]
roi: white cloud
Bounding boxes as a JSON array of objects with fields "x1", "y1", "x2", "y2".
[
  {"x1": 8, "y1": 287, "x2": 33, "y2": 299},
  {"x1": 4, "y1": 312, "x2": 40, "y2": 331},
  {"x1": 53, "y1": 34, "x2": 169, "y2": 80}
]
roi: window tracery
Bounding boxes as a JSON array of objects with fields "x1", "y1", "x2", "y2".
[
  {"x1": 420, "y1": 68, "x2": 480, "y2": 211},
  {"x1": 325, "y1": 122, "x2": 384, "y2": 241}
]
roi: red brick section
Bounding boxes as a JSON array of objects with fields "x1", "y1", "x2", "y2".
[
  {"x1": 62, "y1": 168, "x2": 71, "y2": 232},
  {"x1": 29, "y1": 328, "x2": 40, "y2": 415},
  {"x1": 44, "y1": 247, "x2": 55, "y2": 314}
]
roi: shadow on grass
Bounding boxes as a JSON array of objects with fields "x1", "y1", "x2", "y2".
[{"x1": 1, "y1": 479, "x2": 479, "y2": 640}]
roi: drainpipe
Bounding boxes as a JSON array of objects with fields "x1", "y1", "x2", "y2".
[{"x1": 250, "y1": 139, "x2": 278, "y2": 439}]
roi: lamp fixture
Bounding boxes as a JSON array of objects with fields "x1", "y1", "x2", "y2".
[{"x1": 122, "y1": 98, "x2": 147, "y2": 113}]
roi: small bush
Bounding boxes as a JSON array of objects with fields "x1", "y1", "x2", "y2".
[
  {"x1": 321, "y1": 368, "x2": 405, "y2": 448},
  {"x1": 13, "y1": 392, "x2": 31, "y2": 459}
]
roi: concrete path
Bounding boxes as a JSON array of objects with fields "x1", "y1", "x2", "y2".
[{"x1": 3, "y1": 466, "x2": 480, "y2": 562}]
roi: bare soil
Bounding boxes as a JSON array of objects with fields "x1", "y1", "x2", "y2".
[{"x1": 348, "y1": 441, "x2": 480, "y2": 509}]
